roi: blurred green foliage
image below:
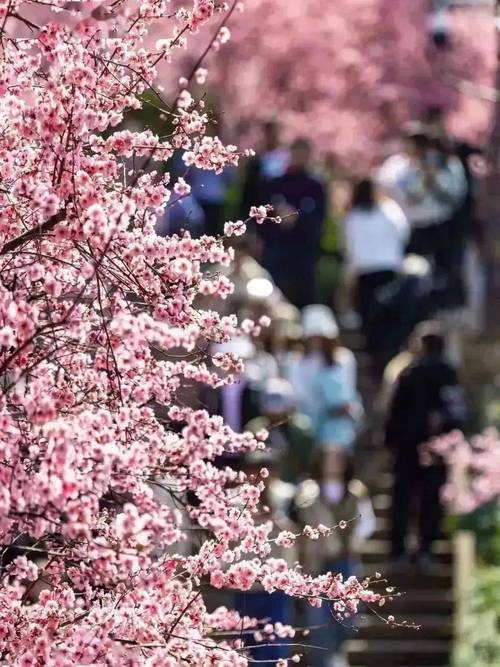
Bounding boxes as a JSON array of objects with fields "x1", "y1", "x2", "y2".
[
  {"x1": 447, "y1": 501, "x2": 500, "y2": 566},
  {"x1": 455, "y1": 566, "x2": 500, "y2": 667}
]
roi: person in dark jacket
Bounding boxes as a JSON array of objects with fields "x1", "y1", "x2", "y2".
[
  {"x1": 259, "y1": 138, "x2": 326, "y2": 309},
  {"x1": 385, "y1": 321, "x2": 467, "y2": 567},
  {"x1": 239, "y1": 119, "x2": 290, "y2": 218}
]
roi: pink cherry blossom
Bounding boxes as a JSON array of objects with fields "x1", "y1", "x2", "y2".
[
  {"x1": 424, "y1": 428, "x2": 500, "y2": 514},
  {"x1": 0, "y1": 1, "x2": 395, "y2": 664}
]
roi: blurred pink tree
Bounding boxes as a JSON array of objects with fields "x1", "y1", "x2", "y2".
[{"x1": 171, "y1": 0, "x2": 496, "y2": 166}]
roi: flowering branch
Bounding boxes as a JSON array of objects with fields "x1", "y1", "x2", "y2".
[{"x1": 0, "y1": 1, "x2": 394, "y2": 664}]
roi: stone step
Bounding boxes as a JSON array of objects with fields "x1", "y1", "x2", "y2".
[
  {"x1": 373, "y1": 518, "x2": 391, "y2": 540},
  {"x1": 360, "y1": 539, "x2": 453, "y2": 565},
  {"x1": 372, "y1": 494, "x2": 391, "y2": 519},
  {"x1": 366, "y1": 472, "x2": 393, "y2": 494},
  {"x1": 381, "y1": 591, "x2": 454, "y2": 615},
  {"x1": 362, "y1": 565, "x2": 453, "y2": 592},
  {"x1": 356, "y1": 615, "x2": 453, "y2": 640},
  {"x1": 347, "y1": 639, "x2": 451, "y2": 666}
]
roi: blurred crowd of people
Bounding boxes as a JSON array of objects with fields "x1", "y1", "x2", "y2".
[
  {"x1": 155, "y1": 109, "x2": 478, "y2": 666},
  {"x1": 161, "y1": 108, "x2": 486, "y2": 364}
]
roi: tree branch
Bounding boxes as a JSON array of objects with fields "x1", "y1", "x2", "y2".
[{"x1": 0, "y1": 211, "x2": 65, "y2": 256}]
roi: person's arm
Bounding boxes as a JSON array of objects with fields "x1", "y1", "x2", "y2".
[
  {"x1": 343, "y1": 211, "x2": 355, "y2": 266},
  {"x1": 441, "y1": 367, "x2": 468, "y2": 431},
  {"x1": 386, "y1": 200, "x2": 410, "y2": 245},
  {"x1": 341, "y1": 348, "x2": 358, "y2": 399},
  {"x1": 355, "y1": 496, "x2": 377, "y2": 540},
  {"x1": 426, "y1": 158, "x2": 466, "y2": 208},
  {"x1": 404, "y1": 168, "x2": 427, "y2": 204},
  {"x1": 377, "y1": 156, "x2": 401, "y2": 199},
  {"x1": 328, "y1": 350, "x2": 360, "y2": 418},
  {"x1": 306, "y1": 180, "x2": 327, "y2": 251},
  {"x1": 239, "y1": 157, "x2": 262, "y2": 217}
]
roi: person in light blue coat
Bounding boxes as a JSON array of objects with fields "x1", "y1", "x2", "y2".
[
  {"x1": 286, "y1": 305, "x2": 362, "y2": 483},
  {"x1": 313, "y1": 348, "x2": 362, "y2": 452}
]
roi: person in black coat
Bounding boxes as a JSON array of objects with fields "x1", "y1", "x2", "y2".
[
  {"x1": 384, "y1": 321, "x2": 467, "y2": 566},
  {"x1": 258, "y1": 138, "x2": 326, "y2": 309},
  {"x1": 239, "y1": 119, "x2": 290, "y2": 218}
]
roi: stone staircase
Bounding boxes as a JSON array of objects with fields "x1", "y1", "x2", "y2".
[
  {"x1": 342, "y1": 332, "x2": 455, "y2": 667},
  {"x1": 346, "y1": 472, "x2": 454, "y2": 667}
]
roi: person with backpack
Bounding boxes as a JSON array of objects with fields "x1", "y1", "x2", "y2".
[{"x1": 384, "y1": 322, "x2": 467, "y2": 569}]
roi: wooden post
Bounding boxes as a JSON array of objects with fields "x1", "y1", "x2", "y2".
[{"x1": 453, "y1": 531, "x2": 476, "y2": 664}]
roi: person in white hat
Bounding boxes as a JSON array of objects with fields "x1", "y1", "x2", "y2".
[{"x1": 285, "y1": 305, "x2": 362, "y2": 482}]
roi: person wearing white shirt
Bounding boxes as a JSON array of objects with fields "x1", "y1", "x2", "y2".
[
  {"x1": 377, "y1": 129, "x2": 466, "y2": 231},
  {"x1": 344, "y1": 183, "x2": 409, "y2": 276},
  {"x1": 377, "y1": 128, "x2": 466, "y2": 308},
  {"x1": 343, "y1": 178, "x2": 409, "y2": 370}
]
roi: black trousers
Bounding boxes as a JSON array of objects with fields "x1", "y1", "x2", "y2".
[
  {"x1": 407, "y1": 222, "x2": 449, "y2": 271},
  {"x1": 357, "y1": 270, "x2": 397, "y2": 374},
  {"x1": 200, "y1": 202, "x2": 224, "y2": 237},
  {"x1": 265, "y1": 256, "x2": 316, "y2": 309},
  {"x1": 407, "y1": 220, "x2": 465, "y2": 309},
  {"x1": 391, "y1": 453, "x2": 446, "y2": 558}
]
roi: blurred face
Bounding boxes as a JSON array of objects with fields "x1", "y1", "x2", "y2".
[
  {"x1": 322, "y1": 449, "x2": 346, "y2": 481},
  {"x1": 289, "y1": 145, "x2": 310, "y2": 170},
  {"x1": 407, "y1": 333, "x2": 421, "y2": 355},
  {"x1": 307, "y1": 335, "x2": 324, "y2": 352},
  {"x1": 266, "y1": 410, "x2": 288, "y2": 424},
  {"x1": 264, "y1": 123, "x2": 280, "y2": 151},
  {"x1": 405, "y1": 137, "x2": 426, "y2": 161},
  {"x1": 425, "y1": 141, "x2": 446, "y2": 168},
  {"x1": 306, "y1": 335, "x2": 338, "y2": 354}
]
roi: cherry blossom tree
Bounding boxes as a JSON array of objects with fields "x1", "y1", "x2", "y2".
[
  {"x1": 174, "y1": 0, "x2": 495, "y2": 165},
  {"x1": 0, "y1": 1, "x2": 388, "y2": 665}
]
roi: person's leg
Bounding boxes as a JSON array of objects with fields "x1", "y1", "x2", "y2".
[
  {"x1": 357, "y1": 271, "x2": 396, "y2": 364},
  {"x1": 306, "y1": 576, "x2": 354, "y2": 667},
  {"x1": 201, "y1": 202, "x2": 223, "y2": 237},
  {"x1": 419, "y1": 463, "x2": 446, "y2": 556},
  {"x1": 291, "y1": 263, "x2": 316, "y2": 309},
  {"x1": 305, "y1": 598, "x2": 333, "y2": 667},
  {"x1": 407, "y1": 226, "x2": 432, "y2": 260},
  {"x1": 433, "y1": 220, "x2": 455, "y2": 309},
  {"x1": 330, "y1": 558, "x2": 361, "y2": 656},
  {"x1": 391, "y1": 454, "x2": 416, "y2": 559},
  {"x1": 235, "y1": 591, "x2": 293, "y2": 662},
  {"x1": 322, "y1": 447, "x2": 345, "y2": 481},
  {"x1": 368, "y1": 270, "x2": 398, "y2": 374},
  {"x1": 356, "y1": 273, "x2": 372, "y2": 342}
]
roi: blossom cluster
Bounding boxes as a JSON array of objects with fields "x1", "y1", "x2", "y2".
[
  {"x1": 423, "y1": 428, "x2": 500, "y2": 514},
  {"x1": 0, "y1": 1, "x2": 386, "y2": 665}
]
